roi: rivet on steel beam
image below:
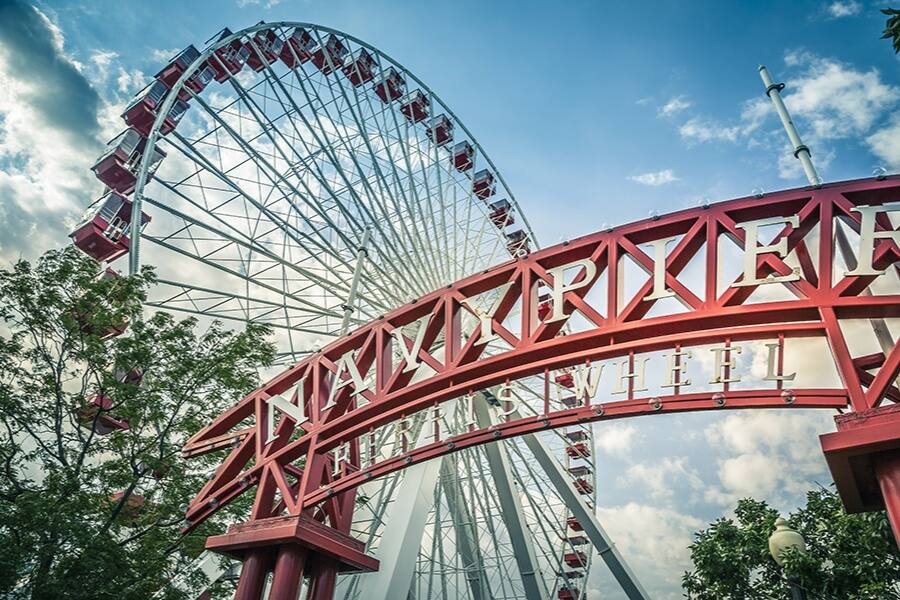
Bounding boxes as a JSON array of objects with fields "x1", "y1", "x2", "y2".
[
  {"x1": 712, "y1": 392, "x2": 726, "y2": 407},
  {"x1": 208, "y1": 498, "x2": 219, "y2": 508},
  {"x1": 404, "y1": 456, "x2": 413, "y2": 464},
  {"x1": 239, "y1": 477, "x2": 249, "y2": 487},
  {"x1": 446, "y1": 442, "x2": 455, "y2": 450},
  {"x1": 594, "y1": 406, "x2": 605, "y2": 416},
  {"x1": 492, "y1": 430, "x2": 501, "y2": 438},
  {"x1": 649, "y1": 397, "x2": 663, "y2": 411},
  {"x1": 542, "y1": 419, "x2": 550, "y2": 427},
  {"x1": 781, "y1": 389, "x2": 795, "y2": 404},
  {"x1": 327, "y1": 487, "x2": 335, "y2": 497}
]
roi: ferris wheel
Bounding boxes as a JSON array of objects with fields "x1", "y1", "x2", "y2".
[{"x1": 70, "y1": 21, "x2": 632, "y2": 600}]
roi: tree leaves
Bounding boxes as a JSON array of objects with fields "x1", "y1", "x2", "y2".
[
  {"x1": 683, "y1": 489, "x2": 900, "y2": 599},
  {"x1": 0, "y1": 248, "x2": 274, "y2": 599}
]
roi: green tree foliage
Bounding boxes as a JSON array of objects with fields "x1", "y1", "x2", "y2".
[
  {"x1": 0, "y1": 248, "x2": 275, "y2": 599},
  {"x1": 683, "y1": 489, "x2": 900, "y2": 599},
  {"x1": 883, "y1": 8, "x2": 900, "y2": 54}
]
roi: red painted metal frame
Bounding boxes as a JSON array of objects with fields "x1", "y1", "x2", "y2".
[{"x1": 186, "y1": 176, "x2": 900, "y2": 592}]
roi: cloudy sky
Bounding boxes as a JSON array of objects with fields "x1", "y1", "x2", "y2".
[{"x1": 0, "y1": 0, "x2": 898, "y2": 597}]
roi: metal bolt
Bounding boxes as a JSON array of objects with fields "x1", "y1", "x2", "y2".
[
  {"x1": 594, "y1": 406, "x2": 604, "y2": 416},
  {"x1": 542, "y1": 419, "x2": 550, "y2": 427},
  {"x1": 781, "y1": 389, "x2": 796, "y2": 404},
  {"x1": 209, "y1": 498, "x2": 219, "y2": 508},
  {"x1": 404, "y1": 456, "x2": 413, "y2": 464},
  {"x1": 712, "y1": 392, "x2": 726, "y2": 407},
  {"x1": 649, "y1": 397, "x2": 663, "y2": 411},
  {"x1": 492, "y1": 430, "x2": 501, "y2": 438},
  {"x1": 446, "y1": 442, "x2": 455, "y2": 450}
]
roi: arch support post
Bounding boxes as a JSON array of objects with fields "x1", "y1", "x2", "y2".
[
  {"x1": 821, "y1": 404, "x2": 900, "y2": 547},
  {"x1": 205, "y1": 514, "x2": 380, "y2": 600}
]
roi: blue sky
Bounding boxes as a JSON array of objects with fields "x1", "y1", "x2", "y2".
[{"x1": 0, "y1": 0, "x2": 898, "y2": 597}]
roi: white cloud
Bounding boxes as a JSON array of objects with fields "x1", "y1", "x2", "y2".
[
  {"x1": 782, "y1": 55, "x2": 898, "y2": 140},
  {"x1": 704, "y1": 411, "x2": 834, "y2": 509},
  {"x1": 658, "y1": 96, "x2": 691, "y2": 117},
  {"x1": 595, "y1": 423, "x2": 639, "y2": 456},
  {"x1": 628, "y1": 169, "x2": 680, "y2": 186},
  {"x1": 592, "y1": 503, "x2": 704, "y2": 600},
  {"x1": 827, "y1": 1, "x2": 861, "y2": 18},
  {"x1": 237, "y1": 0, "x2": 283, "y2": 7},
  {"x1": 618, "y1": 456, "x2": 703, "y2": 501},
  {"x1": 0, "y1": 6, "x2": 105, "y2": 262},
  {"x1": 149, "y1": 48, "x2": 179, "y2": 63},
  {"x1": 679, "y1": 118, "x2": 742, "y2": 143},
  {"x1": 867, "y1": 113, "x2": 900, "y2": 171}
]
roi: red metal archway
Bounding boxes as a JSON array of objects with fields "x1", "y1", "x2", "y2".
[{"x1": 185, "y1": 176, "x2": 900, "y2": 599}]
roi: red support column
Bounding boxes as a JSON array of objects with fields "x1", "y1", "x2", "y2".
[
  {"x1": 875, "y1": 452, "x2": 900, "y2": 547},
  {"x1": 269, "y1": 545, "x2": 309, "y2": 600},
  {"x1": 306, "y1": 558, "x2": 338, "y2": 600},
  {"x1": 234, "y1": 550, "x2": 271, "y2": 600}
]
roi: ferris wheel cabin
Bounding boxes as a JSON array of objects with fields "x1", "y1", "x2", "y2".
[
  {"x1": 374, "y1": 67, "x2": 405, "y2": 102},
  {"x1": 122, "y1": 80, "x2": 189, "y2": 137},
  {"x1": 209, "y1": 28, "x2": 251, "y2": 82},
  {"x1": 76, "y1": 395, "x2": 130, "y2": 435},
  {"x1": 344, "y1": 48, "x2": 376, "y2": 86},
  {"x1": 400, "y1": 89, "x2": 430, "y2": 123},
  {"x1": 281, "y1": 27, "x2": 315, "y2": 68},
  {"x1": 92, "y1": 128, "x2": 166, "y2": 195},
  {"x1": 70, "y1": 192, "x2": 151, "y2": 263},
  {"x1": 247, "y1": 28, "x2": 284, "y2": 71},
  {"x1": 312, "y1": 34, "x2": 348, "y2": 75}
]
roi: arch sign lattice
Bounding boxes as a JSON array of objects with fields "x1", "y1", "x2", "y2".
[{"x1": 186, "y1": 177, "x2": 900, "y2": 595}]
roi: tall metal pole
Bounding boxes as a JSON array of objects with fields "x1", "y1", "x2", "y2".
[
  {"x1": 758, "y1": 66, "x2": 821, "y2": 187},
  {"x1": 758, "y1": 66, "x2": 897, "y2": 360}
]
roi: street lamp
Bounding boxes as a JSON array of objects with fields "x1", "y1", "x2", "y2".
[{"x1": 768, "y1": 517, "x2": 808, "y2": 600}]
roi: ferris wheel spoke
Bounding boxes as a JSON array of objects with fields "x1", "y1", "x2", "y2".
[
  {"x1": 295, "y1": 67, "x2": 443, "y2": 295},
  {"x1": 140, "y1": 191, "x2": 372, "y2": 309},
  {"x1": 364, "y1": 79, "x2": 449, "y2": 289},
  {"x1": 161, "y1": 130, "x2": 372, "y2": 307},
  {"x1": 272, "y1": 51, "x2": 442, "y2": 296},
  {"x1": 315, "y1": 49, "x2": 451, "y2": 290},
  {"x1": 235, "y1": 64, "x2": 427, "y2": 302}
]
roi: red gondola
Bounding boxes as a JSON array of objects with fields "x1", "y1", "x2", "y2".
[
  {"x1": 561, "y1": 396, "x2": 580, "y2": 408},
  {"x1": 312, "y1": 34, "x2": 348, "y2": 75},
  {"x1": 472, "y1": 169, "x2": 495, "y2": 200},
  {"x1": 70, "y1": 192, "x2": 151, "y2": 263},
  {"x1": 426, "y1": 114, "x2": 453, "y2": 146},
  {"x1": 567, "y1": 516, "x2": 584, "y2": 531},
  {"x1": 177, "y1": 62, "x2": 216, "y2": 101},
  {"x1": 77, "y1": 395, "x2": 129, "y2": 435},
  {"x1": 208, "y1": 28, "x2": 251, "y2": 82},
  {"x1": 566, "y1": 442, "x2": 590, "y2": 459},
  {"x1": 488, "y1": 199, "x2": 512, "y2": 228},
  {"x1": 400, "y1": 89, "x2": 430, "y2": 123},
  {"x1": 537, "y1": 292, "x2": 552, "y2": 319},
  {"x1": 281, "y1": 27, "x2": 315, "y2": 68},
  {"x1": 568, "y1": 535, "x2": 589, "y2": 546},
  {"x1": 505, "y1": 229, "x2": 529, "y2": 255},
  {"x1": 155, "y1": 45, "x2": 201, "y2": 88},
  {"x1": 555, "y1": 372, "x2": 575, "y2": 388},
  {"x1": 564, "y1": 551, "x2": 587, "y2": 568},
  {"x1": 568, "y1": 465, "x2": 590, "y2": 478},
  {"x1": 92, "y1": 128, "x2": 166, "y2": 195},
  {"x1": 343, "y1": 49, "x2": 376, "y2": 86},
  {"x1": 561, "y1": 570, "x2": 584, "y2": 579},
  {"x1": 373, "y1": 67, "x2": 405, "y2": 103},
  {"x1": 108, "y1": 491, "x2": 145, "y2": 523},
  {"x1": 122, "y1": 80, "x2": 189, "y2": 137},
  {"x1": 558, "y1": 587, "x2": 580, "y2": 600},
  {"x1": 566, "y1": 430, "x2": 589, "y2": 442},
  {"x1": 452, "y1": 141, "x2": 474, "y2": 172},
  {"x1": 574, "y1": 478, "x2": 593, "y2": 494},
  {"x1": 247, "y1": 29, "x2": 284, "y2": 72}
]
